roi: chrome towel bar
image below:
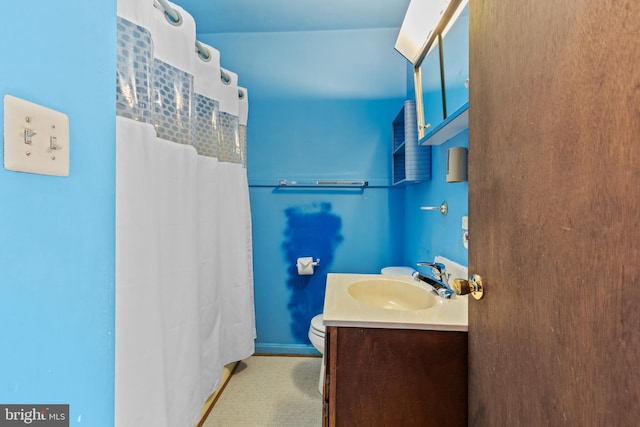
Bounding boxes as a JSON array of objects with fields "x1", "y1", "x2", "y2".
[{"x1": 278, "y1": 180, "x2": 369, "y2": 187}]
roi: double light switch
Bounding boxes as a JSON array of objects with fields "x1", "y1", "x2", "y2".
[{"x1": 3, "y1": 95, "x2": 69, "y2": 176}]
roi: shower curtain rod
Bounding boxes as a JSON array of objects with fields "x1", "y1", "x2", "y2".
[
  {"x1": 154, "y1": 0, "x2": 240, "y2": 93},
  {"x1": 156, "y1": 0, "x2": 180, "y2": 22}
]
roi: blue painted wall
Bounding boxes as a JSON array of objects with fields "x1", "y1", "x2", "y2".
[
  {"x1": 0, "y1": 1, "x2": 115, "y2": 425},
  {"x1": 202, "y1": 29, "x2": 407, "y2": 353},
  {"x1": 403, "y1": 130, "x2": 469, "y2": 268}
]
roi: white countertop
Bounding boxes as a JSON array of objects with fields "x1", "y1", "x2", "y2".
[{"x1": 323, "y1": 273, "x2": 468, "y2": 332}]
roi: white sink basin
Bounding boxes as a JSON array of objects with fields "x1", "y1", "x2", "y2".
[
  {"x1": 347, "y1": 278, "x2": 436, "y2": 311},
  {"x1": 324, "y1": 273, "x2": 468, "y2": 331}
]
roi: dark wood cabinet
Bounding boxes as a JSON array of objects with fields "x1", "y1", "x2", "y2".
[{"x1": 323, "y1": 326, "x2": 467, "y2": 427}]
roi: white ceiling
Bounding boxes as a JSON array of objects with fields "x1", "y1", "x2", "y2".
[{"x1": 169, "y1": 0, "x2": 411, "y2": 34}]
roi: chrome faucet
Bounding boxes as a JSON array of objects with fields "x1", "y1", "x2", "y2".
[{"x1": 412, "y1": 262, "x2": 455, "y2": 299}]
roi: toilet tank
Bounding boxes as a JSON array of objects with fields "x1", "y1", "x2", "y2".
[{"x1": 380, "y1": 266, "x2": 416, "y2": 276}]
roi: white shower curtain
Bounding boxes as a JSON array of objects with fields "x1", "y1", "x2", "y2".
[{"x1": 115, "y1": 1, "x2": 255, "y2": 426}]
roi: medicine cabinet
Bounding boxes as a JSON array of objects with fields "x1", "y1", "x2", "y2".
[{"x1": 414, "y1": 2, "x2": 469, "y2": 146}]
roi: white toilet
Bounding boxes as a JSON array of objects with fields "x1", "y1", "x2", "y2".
[
  {"x1": 308, "y1": 313, "x2": 326, "y2": 394},
  {"x1": 308, "y1": 266, "x2": 416, "y2": 394}
]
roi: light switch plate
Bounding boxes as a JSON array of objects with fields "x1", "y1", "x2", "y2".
[{"x1": 4, "y1": 95, "x2": 69, "y2": 176}]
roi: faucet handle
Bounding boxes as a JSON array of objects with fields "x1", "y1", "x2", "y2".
[
  {"x1": 417, "y1": 261, "x2": 446, "y2": 273},
  {"x1": 417, "y1": 261, "x2": 445, "y2": 270},
  {"x1": 416, "y1": 262, "x2": 447, "y2": 281}
]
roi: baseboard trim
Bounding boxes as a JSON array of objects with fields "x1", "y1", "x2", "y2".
[{"x1": 255, "y1": 343, "x2": 320, "y2": 356}]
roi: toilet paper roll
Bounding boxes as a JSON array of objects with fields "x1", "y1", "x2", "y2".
[{"x1": 297, "y1": 257, "x2": 315, "y2": 275}]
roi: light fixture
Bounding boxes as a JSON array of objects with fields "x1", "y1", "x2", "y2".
[{"x1": 395, "y1": 0, "x2": 466, "y2": 64}]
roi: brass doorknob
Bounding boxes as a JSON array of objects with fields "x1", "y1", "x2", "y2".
[{"x1": 453, "y1": 274, "x2": 484, "y2": 300}]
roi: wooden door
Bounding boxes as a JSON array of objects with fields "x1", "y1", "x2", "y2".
[{"x1": 468, "y1": 1, "x2": 640, "y2": 425}]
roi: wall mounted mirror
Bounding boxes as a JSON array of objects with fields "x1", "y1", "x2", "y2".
[
  {"x1": 441, "y1": 3, "x2": 470, "y2": 117},
  {"x1": 411, "y1": 0, "x2": 468, "y2": 139},
  {"x1": 415, "y1": 35, "x2": 445, "y2": 139}
]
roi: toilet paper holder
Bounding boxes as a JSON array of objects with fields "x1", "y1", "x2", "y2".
[
  {"x1": 296, "y1": 257, "x2": 321, "y2": 275},
  {"x1": 297, "y1": 257, "x2": 320, "y2": 267}
]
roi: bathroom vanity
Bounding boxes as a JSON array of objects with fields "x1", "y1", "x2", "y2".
[{"x1": 321, "y1": 273, "x2": 468, "y2": 427}]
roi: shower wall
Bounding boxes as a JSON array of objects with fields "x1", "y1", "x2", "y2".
[
  {"x1": 202, "y1": 28, "x2": 408, "y2": 353},
  {"x1": 0, "y1": 1, "x2": 116, "y2": 425}
]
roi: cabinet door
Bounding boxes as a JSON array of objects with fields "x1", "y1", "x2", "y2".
[
  {"x1": 442, "y1": 3, "x2": 469, "y2": 116},
  {"x1": 330, "y1": 327, "x2": 467, "y2": 427},
  {"x1": 324, "y1": 327, "x2": 337, "y2": 427},
  {"x1": 418, "y1": 37, "x2": 445, "y2": 135}
]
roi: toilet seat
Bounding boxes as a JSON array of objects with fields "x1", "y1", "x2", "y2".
[{"x1": 310, "y1": 314, "x2": 325, "y2": 337}]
